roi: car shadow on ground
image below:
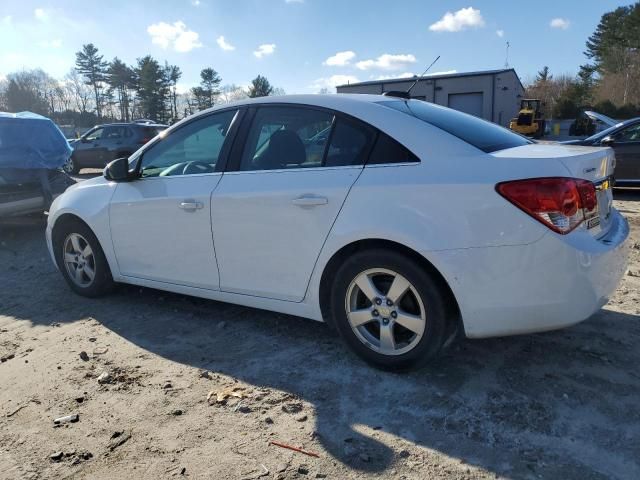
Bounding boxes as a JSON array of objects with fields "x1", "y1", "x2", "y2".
[{"x1": 2, "y1": 216, "x2": 640, "y2": 478}]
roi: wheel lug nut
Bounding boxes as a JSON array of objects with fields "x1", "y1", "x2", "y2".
[
  {"x1": 391, "y1": 311, "x2": 397, "y2": 319},
  {"x1": 382, "y1": 318, "x2": 390, "y2": 325},
  {"x1": 386, "y1": 299, "x2": 393, "y2": 306},
  {"x1": 372, "y1": 309, "x2": 379, "y2": 317},
  {"x1": 374, "y1": 298, "x2": 382, "y2": 306}
]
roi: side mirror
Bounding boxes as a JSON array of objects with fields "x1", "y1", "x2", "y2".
[
  {"x1": 600, "y1": 136, "x2": 615, "y2": 146},
  {"x1": 104, "y1": 157, "x2": 134, "y2": 182}
]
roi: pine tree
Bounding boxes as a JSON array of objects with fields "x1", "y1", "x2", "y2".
[
  {"x1": 75, "y1": 44, "x2": 108, "y2": 120},
  {"x1": 248, "y1": 75, "x2": 273, "y2": 98},
  {"x1": 107, "y1": 58, "x2": 135, "y2": 122}
]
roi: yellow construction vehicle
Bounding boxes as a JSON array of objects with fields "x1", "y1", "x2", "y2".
[{"x1": 509, "y1": 99, "x2": 546, "y2": 138}]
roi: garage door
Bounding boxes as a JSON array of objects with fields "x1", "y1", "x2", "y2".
[{"x1": 448, "y1": 93, "x2": 484, "y2": 118}]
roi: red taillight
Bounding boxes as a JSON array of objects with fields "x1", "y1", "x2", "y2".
[{"x1": 496, "y1": 177, "x2": 597, "y2": 234}]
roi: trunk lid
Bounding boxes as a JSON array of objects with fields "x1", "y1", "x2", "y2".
[{"x1": 492, "y1": 143, "x2": 616, "y2": 237}]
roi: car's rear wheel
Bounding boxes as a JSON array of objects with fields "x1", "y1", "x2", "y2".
[
  {"x1": 63, "y1": 156, "x2": 79, "y2": 174},
  {"x1": 53, "y1": 219, "x2": 114, "y2": 297},
  {"x1": 330, "y1": 249, "x2": 449, "y2": 371}
]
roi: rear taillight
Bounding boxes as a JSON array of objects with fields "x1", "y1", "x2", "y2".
[{"x1": 496, "y1": 177, "x2": 597, "y2": 234}]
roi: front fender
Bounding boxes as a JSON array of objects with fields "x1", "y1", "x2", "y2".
[{"x1": 46, "y1": 177, "x2": 119, "y2": 277}]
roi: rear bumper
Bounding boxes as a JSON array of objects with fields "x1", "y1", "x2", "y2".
[{"x1": 432, "y1": 209, "x2": 630, "y2": 338}]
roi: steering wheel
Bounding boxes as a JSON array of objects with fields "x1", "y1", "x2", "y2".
[{"x1": 182, "y1": 161, "x2": 214, "y2": 175}]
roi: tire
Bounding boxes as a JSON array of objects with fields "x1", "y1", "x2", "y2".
[
  {"x1": 53, "y1": 219, "x2": 114, "y2": 297},
  {"x1": 330, "y1": 249, "x2": 449, "y2": 371},
  {"x1": 63, "y1": 155, "x2": 79, "y2": 174}
]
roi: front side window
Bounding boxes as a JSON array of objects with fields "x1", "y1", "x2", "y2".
[
  {"x1": 85, "y1": 128, "x2": 104, "y2": 142},
  {"x1": 140, "y1": 109, "x2": 237, "y2": 177},
  {"x1": 240, "y1": 107, "x2": 333, "y2": 171},
  {"x1": 380, "y1": 100, "x2": 532, "y2": 153}
]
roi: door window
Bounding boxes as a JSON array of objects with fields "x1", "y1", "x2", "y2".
[
  {"x1": 614, "y1": 123, "x2": 640, "y2": 143},
  {"x1": 103, "y1": 126, "x2": 126, "y2": 140},
  {"x1": 324, "y1": 118, "x2": 375, "y2": 167},
  {"x1": 85, "y1": 128, "x2": 104, "y2": 142},
  {"x1": 240, "y1": 107, "x2": 333, "y2": 171},
  {"x1": 140, "y1": 109, "x2": 237, "y2": 177}
]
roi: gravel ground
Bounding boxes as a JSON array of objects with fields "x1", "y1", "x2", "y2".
[{"x1": 0, "y1": 187, "x2": 639, "y2": 480}]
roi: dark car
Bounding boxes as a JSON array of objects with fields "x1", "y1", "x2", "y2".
[
  {"x1": 64, "y1": 122, "x2": 167, "y2": 174},
  {"x1": 0, "y1": 169, "x2": 75, "y2": 218},
  {"x1": 561, "y1": 117, "x2": 640, "y2": 186}
]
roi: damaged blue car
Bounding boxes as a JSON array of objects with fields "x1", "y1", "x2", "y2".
[{"x1": 0, "y1": 112, "x2": 76, "y2": 218}]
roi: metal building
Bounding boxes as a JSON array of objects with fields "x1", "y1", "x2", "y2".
[{"x1": 336, "y1": 68, "x2": 524, "y2": 127}]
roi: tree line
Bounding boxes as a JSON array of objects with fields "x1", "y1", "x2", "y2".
[
  {"x1": 0, "y1": 43, "x2": 282, "y2": 127},
  {"x1": 526, "y1": 2, "x2": 640, "y2": 119}
]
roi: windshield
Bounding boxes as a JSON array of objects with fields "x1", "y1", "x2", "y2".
[
  {"x1": 379, "y1": 100, "x2": 532, "y2": 153},
  {"x1": 583, "y1": 119, "x2": 631, "y2": 142}
]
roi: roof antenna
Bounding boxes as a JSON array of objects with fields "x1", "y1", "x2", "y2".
[{"x1": 382, "y1": 55, "x2": 440, "y2": 99}]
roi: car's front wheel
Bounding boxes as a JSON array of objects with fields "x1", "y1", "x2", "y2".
[
  {"x1": 331, "y1": 249, "x2": 449, "y2": 371},
  {"x1": 53, "y1": 219, "x2": 114, "y2": 297}
]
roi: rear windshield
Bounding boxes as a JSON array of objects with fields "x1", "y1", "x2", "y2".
[{"x1": 379, "y1": 100, "x2": 532, "y2": 153}]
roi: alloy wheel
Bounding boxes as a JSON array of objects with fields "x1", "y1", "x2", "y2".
[
  {"x1": 63, "y1": 233, "x2": 96, "y2": 287},
  {"x1": 345, "y1": 268, "x2": 426, "y2": 356},
  {"x1": 63, "y1": 157, "x2": 75, "y2": 174}
]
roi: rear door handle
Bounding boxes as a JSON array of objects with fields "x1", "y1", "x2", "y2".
[
  {"x1": 179, "y1": 200, "x2": 204, "y2": 211},
  {"x1": 291, "y1": 194, "x2": 328, "y2": 207}
]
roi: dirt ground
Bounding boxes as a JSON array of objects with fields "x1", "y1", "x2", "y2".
[{"x1": 0, "y1": 188, "x2": 639, "y2": 480}]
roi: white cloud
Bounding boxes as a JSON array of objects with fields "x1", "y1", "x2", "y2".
[
  {"x1": 254, "y1": 43, "x2": 276, "y2": 58},
  {"x1": 496, "y1": 29, "x2": 504, "y2": 38},
  {"x1": 355, "y1": 53, "x2": 417, "y2": 71},
  {"x1": 216, "y1": 35, "x2": 235, "y2": 51},
  {"x1": 0, "y1": 73, "x2": 6, "y2": 82},
  {"x1": 285, "y1": 0, "x2": 304, "y2": 3},
  {"x1": 192, "y1": 0, "x2": 201, "y2": 5},
  {"x1": 323, "y1": 51, "x2": 356, "y2": 67},
  {"x1": 147, "y1": 21, "x2": 202, "y2": 52},
  {"x1": 34, "y1": 8, "x2": 48, "y2": 21},
  {"x1": 2, "y1": 15, "x2": 12, "y2": 25},
  {"x1": 429, "y1": 7, "x2": 485, "y2": 32},
  {"x1": 426, "y1": 70, "x2": 457, "y2": 76},
  {"x1": 311, "y1": 75, "x2": 359, "y2": 89},
  {"x1": 40, "y1": 39, "x2": 63, "y2": 48},
  {"x1": 550, "y1": 18, "x2": 570, "y2": 29}
]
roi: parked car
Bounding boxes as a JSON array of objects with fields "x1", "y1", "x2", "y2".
[
  {"x1": 64, "y1": 122, "x2": 167, "y2": 174},
  {"x1": 562, "y1": 117, "x2": 640, "y2": 186},
  {"x1": 46, "y1": 95, "x2": 629, "y2": 370},
  {"x1": 0, "y1": 112, "x2": 75, "y2": 218}
]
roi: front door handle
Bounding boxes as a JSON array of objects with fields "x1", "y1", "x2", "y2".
[
  {"x1": 179, "y1": 200, "x2": 204, "y2": 211},
  {"x1": 291, "y1": 194, "x2": 328, "y2": 207}
]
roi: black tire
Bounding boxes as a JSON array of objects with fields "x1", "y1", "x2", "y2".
[
  {"x1": 53, "y1": 219, "x2": 114, "y2": 297},
  {"x1": 63, "y1": 155, "x2": 80, "y2": 174},
  {"x1": 330, "y1": 249, "x2": 450, "y2": 371}
]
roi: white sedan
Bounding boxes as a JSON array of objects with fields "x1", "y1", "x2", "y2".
[{"x1": 46, "y1": 94, "x2": 630, "y2": 370}]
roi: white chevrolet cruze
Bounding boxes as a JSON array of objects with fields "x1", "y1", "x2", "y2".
[{"x1": 46, "y1": 94, "x2": 630, "y2": 370}]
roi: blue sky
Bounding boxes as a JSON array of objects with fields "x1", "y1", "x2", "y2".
[{"x1": 0, "y1": 0, "x2": 626, "y2": 93}]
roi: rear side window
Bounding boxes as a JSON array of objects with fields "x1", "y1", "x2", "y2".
[
  {"x1": 380, "y1": 100, "x2": 532, "y2": 153},
  {"x1": 368, "y1": 132, "x2": 419, "y2": 165},
  {"x1": 325, "y1": 118, "x2": 375, "y2": 167},
  {"x1": 239, "y1": 107, "x2": 333, "y2": 171}
]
